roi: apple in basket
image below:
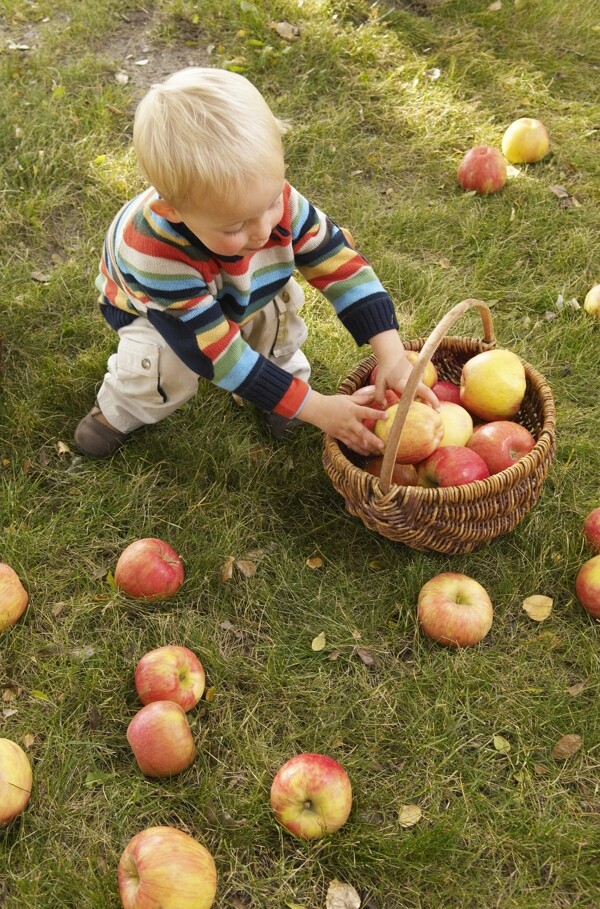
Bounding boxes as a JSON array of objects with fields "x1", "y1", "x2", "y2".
[
  {"x1": 416, "y1": 446, "x2": 490, "y2": 488},
  {"x1": 467, "y1": 420, "x2": 536, "y2": 474},
  {"x1": 457, "y1": 146, "x2": 507, "y2": 194},
  {"x1": 583, "y1": 508, "x2": 600, "y2": 552},
  {"x1": 437, "y1": 401, "x2": 474, "y2": 447},
  {"x1": 115, "y1": 538, "x2": 185, "y2": 600},
  {"x1": 0, "y1": 738, "x2": 33, "y2": 826},
  {"x1": 405, "y1": 351, "x2": 438, "y2": 388},
  {"x1": 364, "y1": 457, "x2": 418, "y2": 487},
  {"x1": 501, "y1": 117, "x2": 550, "y2": 164},
  {"x1": 460, "y1": 349, "x2": 526, "y2": 421},
  {"x1": 118, "y1": 826, "x2": 217, "y2": 909},
  {"x1": 432, "y1": 380, "x2": 461, "y2": 405},
  {"x1": 270, "y1": 753, "x2": 352, "y2": 839},
  {"x1": 417, "y1": 573, "x2": 494, "y2": 647},
  {"x1": 127, "y1": 701, "x2": 196, "y2": 777},
  {"x1": 375, "y1": 401, "x2": 444, "y2": 464},
  {"x1": 363, "y1": 388, "x2": 401, "y2": 433},
  {"x1": 135, "y1": 646, "x2": 205, "y2": 711},
  {"x1": 0, "y1": 562, "x2": 29, "y2": 633}
]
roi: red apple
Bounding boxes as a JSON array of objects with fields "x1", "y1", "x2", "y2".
[
  {"x1": 417, "y1": 572, "x2": 494, "y2": 647},
  {"x1": 363, "y1": 458, "x2": 418, "y2": 486},
  {"x1": 575, "y1": 555, "x2": 600, "y2": 619},
  {"x1": 457, "y1": 146, "x2": 507, "y2": 195},
  {"x1": 437, "y1": 401, "x2": 474, "y2": 447},
  {"x1": 405, "y1": 350, "x2": 438, "y2": 388},
  {"x1": 0, "y1": 563, "x2": 28, "y2": 632},
  {"x1": 270, "y1": 753, "x2": 352, "y2": 839},
  {"x1": 363, "y1": 388, "x2": 401, "y2": 432},
  {"x1": 583, "y1": 508, "x2": 600, "y2": 552},
  {"x1": 584, "y1": 285, "x2": 600, "y2": 320},
  {"x1": 127, "y1": 701, "x2": 196, "y2": 778},
  {"x1": 432, "y1": 380, "x2": 461, "y2": 405},
  {"x1": 460, "y1": 349, "x2": 526, "y2": 421},
  {"x1": 135, "y1": 646, "x2": 205, "y2": 712},
  {"x1": 375, "y1": 401, "x2": 444, "y2": 464},
  {"x1": 0, "y1": 738, "x2": 32, "y2": 826},
  {"x1": 501, "y1": 117, "x2": 550, "y2": 164},
  {"x1": 118, "y1": 826, "x2": 217, "y2": 909},
  {"x1": 466, "y1": 420, "x2": 536, "y2": 474},
  {"x1": 115, "y1": 538, "x2": 184, "y2": 601},
  {"x1": 416, "y1": 446, "x2": 489, "y2": 488}
]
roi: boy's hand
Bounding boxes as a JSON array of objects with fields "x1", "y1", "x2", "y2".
[
  {"x1": 297, "y1": 386, "x2": 388, "y2": 455},
  {"x1": 370, "y1": 330, "x2": 440, "y2": 411}
]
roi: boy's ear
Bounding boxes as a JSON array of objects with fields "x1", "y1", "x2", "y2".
[{"x1": 150, "y1": 198, "x2": 183, "y2": 222}]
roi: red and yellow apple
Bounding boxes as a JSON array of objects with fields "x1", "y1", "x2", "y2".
[
  {"x1": 416, "y1": 446, "x2": 489, "y2": 488},
  {"x1": 135, "y1": 646, "x2": 205, "y2": 712},
  {"x1": 363, "y1": 388, "x2": 401, "y2": 432},
  {"x1": 437, "y1": 401, "x2": 474, "y2": 447},
  {"x1": 575, "y1": 555, "x2": 600, "y2": 619},
  {"x1": 583, "y1": 508, "x2": 600, "y2": 552},
  {"x1": 405, "y1": 350, "x2": 438, "y2": 388},
  {"x1": 270, "y1": 753, "x2": 352, "y2": 839},
  {"x1": 583, "y1": 285, "x2": 600, "y2": 320},
  {"x1": 126, "y1": 701, "x2": 196, "y2": 778},
  {"x1": 417, "y1": 572, "x2": 494, "y2": 648},
  {"x1": 432, "y1": 380, "x2": 461, "y2": 405},
  {"x1": 363, "y1": 457, "x2": 418, "y2": 486},
  {"x1": 118, "y1": 826, "x2": 217, "y2": 909},
  {"x1": 460, "y1": 349, "x2": 526, "y2": 421},
  {"x1": 375, "y1": 401, "x2": 444, "y2": 464},
  {"x1": 0, "y1": 738, "x2": 32, "y2": 826},
  {"x1": 457, "y1": 146, "x2": 507, "y2": 195},
  {"x1": 115, "y1": 538, "x2": 184, "y2": 601},
  {"x1": 501, "y1": 117, "x2": 550, "y2": 164},
  {"x1": 466, "y1": 420, "x2": 535, "y2": 474},
  {"x1": 0, "y1": 562, "x2": 29, "y2": 633}
]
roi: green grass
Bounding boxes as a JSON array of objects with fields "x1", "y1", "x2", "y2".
[{"x1": 1, "y1": 0, "x2": 599, "y2": 906}]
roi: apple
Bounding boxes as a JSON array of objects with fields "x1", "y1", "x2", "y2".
[
  {"x1": 583, "y1": 508, "x2": 600, "y2": 552},
  {"x1": 466, "y1": 420, "x2": 536, "y2": 474},
  {"x1": 115, "y1": 538, "x2": 184, "y2": 600},
  {"x1": 135, "y1": 646, "x2": 205, "y2": 712},
  {"x1": 375, "y1": 401, "x2": 444, "y2": 464},
  {"x1": 432, "y1": 380, "x2": 461, "y2": 405},
  {"x1": 363, "y1": 388, "x2": 401, "y2": 432},
  {"x1": 583, "y1": 285, "x2": 600, "y2": 320},
  {"x1": 405, "y1": 350, "x2": 438, "y2": 388},
  {"x1": 437, "y1": 401, "x2": 474, "y2": 447},
  {"x1": 460, "y1": 349, "x2": 526, "y2": 421},
  {"x1": 118, "y1": 826, "x2": 217, "y2": 909},
  {"x1": 457, "y1": 145, "x2": 507, "y2": 195},
  {"x1": 417, "y1": 572, "x2": 494, "y2": 647},
  {"x1": 270, "y1": 753, "x2": 352, "y2": 839},
  {"x1": 127, "y1": 701, "x2": 196, "y2": 778},
  {"x1": 363, "y1": 457, "x2": 418, "y2": 486},
  {"x1": 574, "y1": 555, "x2": 600, "y2": 619},
  {"x1": 501, "y1": 117, "x2": 550, "y2": 164},
  {"x1": 416, "y1": 446, "x2": 489, "y2": 488},
  {"x1": 0, "y1": 562, "x2": 28, "y2": 633},
  {"x1": 0, "y1": 738, "x2": 32, "y2": 826}
]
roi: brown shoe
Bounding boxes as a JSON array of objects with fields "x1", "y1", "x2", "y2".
[{"x1": 74, "y1": 402, "x2": 131, "y2": 458}]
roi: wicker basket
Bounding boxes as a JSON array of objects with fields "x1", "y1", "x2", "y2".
[{"x1": 322, "y1": 299, "x2": 557, "y2": 554}]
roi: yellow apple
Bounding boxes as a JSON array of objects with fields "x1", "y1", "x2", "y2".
[
  {"x1": 501, "y1": 117, "x2": 550, "y2": 164},
  {"x1": 437, "y1": 401, "x2": 474, "y2": 447},
  {"x1": 375, "y1": 401, "x2": 444, "y2": 464},
  {"x1": 584, "y1": 285, "x2": 600, "y2": 320},
  {"x1": 460, "y1": 349, "x2": 526, "y2": 421},
  {"x1": 0, "y1": 738, "x2": 32, "y2": 825},
  {"x1": 405, "y1": 350, "x2": 438, "y2": 388}
]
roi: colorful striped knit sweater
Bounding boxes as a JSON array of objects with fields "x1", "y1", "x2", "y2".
[{"x1": 96, "y1": 181, "x2": 398, "y2": 418}]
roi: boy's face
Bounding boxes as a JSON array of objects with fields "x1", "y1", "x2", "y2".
[{"x1": 152, "y1": 174, "x2": 285, "y2": 257}]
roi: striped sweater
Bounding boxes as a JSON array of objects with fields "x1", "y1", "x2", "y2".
[{"x1": 96, "y1": 181, "x2": 398, "y2": 417}]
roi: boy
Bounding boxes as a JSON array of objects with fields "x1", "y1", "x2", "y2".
[{"x1": 75, "y1": 67, "x2": 437, "y2": 458}]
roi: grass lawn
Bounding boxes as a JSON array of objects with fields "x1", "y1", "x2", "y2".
[{"x1": 1, "y1": 0, "x2": 599, "y2": 906}]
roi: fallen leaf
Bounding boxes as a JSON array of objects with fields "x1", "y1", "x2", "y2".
[
  {"x1": 231, "y1": 393, "x2": 244, "y2": 407},
  {"x1": 22, "y1": 733, "x2": 36, "y2": 749},
  {"x1": 306, "y1": 556, "x2": 324, "y2": 569},
  {"x1": 488, "y1": 0, "x2": 502, "y2": 9},
  {"x1": 551, "y1": 733, "x2": 582, "y2": 760},
  {"x1": 534, "y1": 763, "x2": 549, "y2": 776},
  {"x1": 51, "y1": 602, "x2": 66, "y2": 618},
  {"x1": 2, "y1": 709, "x2": 18, "y2": 718},
  {"x1": 550, "y1": 184, "x2": 570, "y2": 199},
  {"x1": 356, "y1": 647, "x2": 375, "y2": 666},
  {"x1": 399, "y1": 804, "x2": 422, "y2": 827},
  {"x1": 134, "y1": 58, "x2": 149, "y2": 66},
  {"x1": 328, "y1": 649, "x2": 341, "y2": 661},
  {"x1": 311, "y1": 631, "x2": 326, "y2": 651},
  {"x1": 493, "y1": 734, "x2": 511, "y2": 754},
  {"x1": 220, "y1": 556, "x2": 235, "y2": 582},
  {"x1": 56, "y1": 440, "x2": 72, "y2": 457},
  {"x1": 114, "y1": 71, "x2": 129, "y2": 84},
  {"x1": 566, "y1": 680, "x2": 587, "y2": 697},
  {"x1": 326, "y1": 879, "x2": 361, "y2": 909},
  {"x1": 235, "y1": 559, "x2": 257, "y2": 578},
  {"x1": 29, "y1": 689, "x2": 51, "y2": 701},
  {"x1": 351, "y1": 629, "x2": 362, "y2": 641},
  {"x1": 31, "y1": 270, "x2": 51, "y2": 283},
  {"x1": 2, "y1": 688, "x2": 19, "y2": 702},
  {"x1": 522, "y1": 595, "x2": 553, "y2": 621},
  {"x1": 285, "y1": 903, "x2": 306, "y2": 909},
  {"x1": 70, "y1": 645, "x2": 95, "y2": 661},
  {"x1": 204, "y1": 686, "x2": 216, "y2": 702},
  {"x1": 269, "y1": 20, "x2": 301, "y2": 41},
  {"x1": 87, "y1": 705, "x2": 101, "y2": 729},
  {"x1": 438, "y1": 257, "x2": 451, "y2": 268}
]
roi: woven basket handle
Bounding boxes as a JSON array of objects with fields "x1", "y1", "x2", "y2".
[{"x1": 378, "y1": 298, "x2": 495, "y2": 494}]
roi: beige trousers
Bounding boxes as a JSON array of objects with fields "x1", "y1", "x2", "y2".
[{"x1": 97, "y1": 278, "x2": 310, "y2": 434}]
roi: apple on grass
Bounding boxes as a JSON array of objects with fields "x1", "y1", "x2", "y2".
[
  {"x1": 583, "y1": 285, "x2": 600, "y2": 320},
  {"x1": 115, "y1": 538, "x2": 184, "y2": 601},
  {"x1": 437, "y1": 401, "x2": 474, "y2": 447},
  {"x1": 118, "y1": 826, "x2": 217, "y2": 909},
  {"x1": 417, "y1": 446, "x2": 489, "y2": 488},
  {"x1": 432, "y1": 380, "x2": 461, "y2": 405},
  {"x1": 127, "y1": 700, "x2": 196, "y2": 777},
  {"x1": 135, "y1": 646, "x2": 205, "y2": 711},
  {"x1": 575, "y1": 555, "x2": 600, "y2": 619},
  {"x1": 457, "y1": 146, "x2": 507, "y2": 195},
  {"x1": 363, "y1": 457, "x2": 418, "y2": 486},
  {"x1": 375, "y1": 401, "x2": 444, "y2": 464},
  {"x1": 0, "y1": 562, "x2": 28, "y2": 632},
  {"x1": 466, "y1": 420, "x2": 536, "y2": 474},
  {"x1": 417, "y1": 573, "x2": 494, "y2": 647},
  {"x1": 583, "y1": 508, "x2": 600, "y2": 552},
  {"x1": 270, "y1": 753, "x2": 352, "y2": 839},
  {"x1": 460, "y1": 349, "x2": 526, "y2": 421},
  {"x1": 501, "y1": 117, "x2": 550, "y2": 164},
  {"x1": 0, "y1": 738, "x2": 32, "y2": 826}
]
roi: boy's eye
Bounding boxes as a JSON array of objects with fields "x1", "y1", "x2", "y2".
[{"x1": 224, "y1": 227, "x2": 243, "y2": 236}]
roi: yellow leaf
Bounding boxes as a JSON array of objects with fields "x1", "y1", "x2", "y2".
[
  {"x1": 493, "y1": 734, "x2": 511, "y2": 754},
  {"x1": 311, "y1": 631, "x2": 326, "y2": 651},
  {"x1": 204, "y1": 686, "x2": 216, "y2": 702},
  {"x1": 399, "y1": 804, "x2": 422, "y2": 827},
  {"x1": 22, "y1": 733, "x2": 36, "y2": 749},
  {"x1": 522, "y1": 595, "x2": 553, "y2": 621},
  {"x1": 326, "y1": 879, "x2": 361, "y2": 909},
  {"x1": 306, "y1": 556, "x2": 324, "y2": 569},
  {"x1": 94, "y1": 154, "x2": 107, "y2": 165},
  {"x1": 220, "y1": 556, "x2": 235, "y2": 582}
]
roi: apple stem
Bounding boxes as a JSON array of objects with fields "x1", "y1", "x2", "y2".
[{"x1": 303, "y1": 799, "x2": 313, "y2": 811}]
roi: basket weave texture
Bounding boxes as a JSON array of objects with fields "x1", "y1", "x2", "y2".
[{"x1": 322, "y1": 300, "x2": 557, "y2": 555}]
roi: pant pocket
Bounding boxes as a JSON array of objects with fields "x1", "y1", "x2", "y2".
[
  {"x1": 114, "y1": 337, "x2": 166, "y2": 404},
  {"x1": 272, "y1": 278, "x2": 308, "y2": 358}
]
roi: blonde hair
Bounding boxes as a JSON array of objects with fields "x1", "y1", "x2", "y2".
[{"x1": 133, "y1": 67, "x2": 287, "y2": 209}]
